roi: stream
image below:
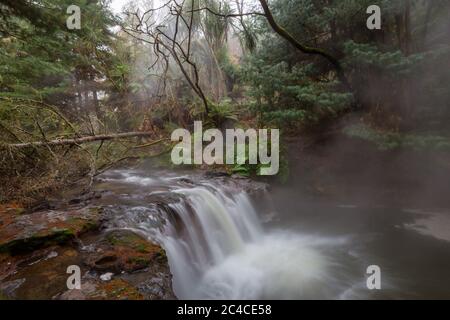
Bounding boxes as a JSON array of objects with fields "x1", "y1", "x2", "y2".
[{"x1": 92, "y1": 166, "x2": 450, "y2": 299}]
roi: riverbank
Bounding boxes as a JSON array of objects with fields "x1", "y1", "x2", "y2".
[{"x1": 0, "y1": 170, "x2": 268, "y2": 300}]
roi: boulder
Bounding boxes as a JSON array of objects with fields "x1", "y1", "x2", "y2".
[{"x1": 0, "y1": 206, "x2": 103, "y2": 255}]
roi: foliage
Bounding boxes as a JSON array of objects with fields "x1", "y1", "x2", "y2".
[
  {"x1": 344, "y1": 124, "x2": 450, "y2": 151},
  {"x1": 240, "y1": 58, "x2": 353, "y2": 128},
  {"x1": 205, "y1": 99, "x2": 238, "y2": 128}
]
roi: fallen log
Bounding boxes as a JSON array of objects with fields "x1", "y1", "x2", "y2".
[{"x1": 4, "y1": 132, "x2": 159, "y2": 148}]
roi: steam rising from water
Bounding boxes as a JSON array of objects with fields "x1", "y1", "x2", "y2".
[{"x1": 100, "y1": 170, "x2": 358, "y2": 299}]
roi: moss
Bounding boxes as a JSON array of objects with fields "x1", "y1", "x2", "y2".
[
  {"x1": 106, "y1": 234, "x2": 120, "y2": 246},
  {"x1": 135, "y1": 243, "x2": 149, "y2": 253},
  {"x1": 0, "y1": 292, "x2": 10, "y2": 300},
  {"x1": 106, "y1": 232, "x2": 147, "y2": 249},
  {"x1": 7, "y1": 208, "x2": 25, "y2": 215},
  {"x1": 0, "y1": 229, "x2": 75, "y2": 255},
  {"x1": 90, "y1": 279, "x2": 144, "y2": 300},
  {"x1": 88, "y1": 231, "x2": 164, "y2": 273},
  {"x1": 155, "y1": 248, "x2": 168, "y2": 262},
  {"x1": 66, "y1": 217, "x2": 100, "y2": 234},
  {"x1": 126, "y1": 256, "x2": 151, "y2": 268}
]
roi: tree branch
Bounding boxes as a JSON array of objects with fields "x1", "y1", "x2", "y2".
[{"x1": 5, "y1": 132, "x2": 161, "y2": 148}]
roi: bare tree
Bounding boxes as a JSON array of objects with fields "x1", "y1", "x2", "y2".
[
  {"x1": 190, "y1": 0, "x2": 351, "y2": 89},
  {"x1": 123, "y1": 0, "x2": 211, "y2": 114}
]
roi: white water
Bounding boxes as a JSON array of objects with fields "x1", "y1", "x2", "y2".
[
  {"x1": 97, "y1": 169, "x2": 450, "y2": 299},
  {"x1": 158, "y1": 182, "x2": 345, "y2": 299},
  {"x1": 100, "y1": 170, "x2": 355, "y2": 299}
]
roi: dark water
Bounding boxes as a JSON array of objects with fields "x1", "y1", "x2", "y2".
[{"x1": 269, "y1": 187, "x2": 450, "y2": 299}]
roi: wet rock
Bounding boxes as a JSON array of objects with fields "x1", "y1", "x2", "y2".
[
  {"x1": 0, "y1": 246, "x2": 83, "y2": 299},
  {"x1": 59, "y1": 278, "x2": 144, "y2": 300},
  {"x1": 83, "y1": 230, "x2": 167, "y2": 273},
  {"x1": 0, "y1": 279, "x2": 25, "y2": 298},
  {"x1": 177, "y1": 177, "x2": 195, "y2": 185},
  {"x1": 97, "y1": 278, "x2": 145, "y2": 299},
  {"x1": 145, "y1": 192, "x2": 184, "y2": 206},
  {"x1": 0, "y1": 253, "x2": 17, "y2": 281},
  {"x1": 133, "y1": 272, "x2": 176, "y2": 300},
  {"x1": 0, "y1": 206, "x2": 103, "y2": 255},
  {"x1": 204, "y1": 171, "x2": 230, "y2": 178},
  {"x1": 27, "y1": 200, "x2": 53, "y2": 214},
  {"x1": 0, "y1": 202, "x2": 175, "y2": 300},
  {"x1": 207, "y1": 174, "x2": 270, "y2": 197},
  {"x1": 68, "y1": 191, "x2": 104, "y2": 205},
  {"x1": 58, "y1": 281, "x2": 98, "y2": 300}
]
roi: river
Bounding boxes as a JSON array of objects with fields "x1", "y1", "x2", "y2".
[{"x1": 92, "y1": 166, "x2": 450, "y2": 299}]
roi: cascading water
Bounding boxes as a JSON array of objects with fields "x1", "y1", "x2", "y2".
[
  {"x1": 99, "y1": 170, "x2": 357, "y2": 299},
  {"x1": 160, "y1": 183, "x2": 352, "y2": 299}
]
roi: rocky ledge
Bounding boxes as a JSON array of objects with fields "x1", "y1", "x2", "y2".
[{"x1": 0, "y1": 203, "x2": 175, "y2": 300}]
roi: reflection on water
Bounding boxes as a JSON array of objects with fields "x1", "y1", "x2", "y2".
[{"x1": 403, "y1": 209, "x2": 450, "y2": 242}]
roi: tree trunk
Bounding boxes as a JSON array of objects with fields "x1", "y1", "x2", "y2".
[{"x1": 5, "y1": 132, "x2": 160, "y2": 148}]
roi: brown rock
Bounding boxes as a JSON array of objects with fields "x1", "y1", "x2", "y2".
[
  {"x1": 0, "y1": 206, "x2": 103, "y2": 255},
  {"x1": 84, "y1": 230, "x2": 165, "y2": 273}
]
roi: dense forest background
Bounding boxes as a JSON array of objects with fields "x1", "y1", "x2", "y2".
[{"x1": 1, "y1": 0, "x2": 449, "y2": 204}]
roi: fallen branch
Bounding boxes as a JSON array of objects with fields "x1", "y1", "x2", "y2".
[
  {"x1": 4, "y1": 132, "x2": 159, "y2": 148},
  {"x1": 132, "y1": 137, "x2": 170, "y2": 149}
]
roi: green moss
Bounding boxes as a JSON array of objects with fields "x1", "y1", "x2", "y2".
[
  {"x1": 106, "y1": 232, "x2": 143, "y2": 248},
  {"x1": 126, "y1": 257, "x2": 150, "y2": 268},
  {"x1": 155, "y1": 248, "x2": 168, "y2": 262},
  {"x1": 135, "y1": 243, "x2": 149, "y2": 253},
  {"x1": 343, "y1": 124, "x2": 450, "y2": 151},
  {"x1": 0, "y1": 229, "x2": 75, "y2": 255},
  {"x1": 6, "y1": 207, "x2": 26, "y2": 215}
]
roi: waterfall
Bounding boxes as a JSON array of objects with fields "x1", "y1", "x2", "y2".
[
  {"x1": 101, "y1": 170, "x2": 351, "y2": 299},
  {"x1": 157, "y1": 181, "x2": 335, "y2": 299}
]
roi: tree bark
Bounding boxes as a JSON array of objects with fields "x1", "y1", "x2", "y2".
[{"x1": 5, "y1": 132, "x2": 159, "y2": 148}]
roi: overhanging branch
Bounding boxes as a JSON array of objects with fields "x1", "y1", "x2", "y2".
[{"x1": 4, "y1": 132, "x2": 160, "y2": 149}]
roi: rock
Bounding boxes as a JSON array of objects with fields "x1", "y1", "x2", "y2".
[
  {"x1": 46, "y1": 251, "x2": 58, "y2": 259},
  {"x1": 83, "y1": 230, "x2": 166, "y2": 273},
  {"x1": 100, "y1": 272, "x2": 114, "y2": 282},
  {"x1": 0, "y1": 247, "x2": 83, "y2": 299},
  {"x1": 68, "y1": 191, "x2": 103, "y2": 205},
  {"x1": 27, "y1": 200, "x2": 53, "y2": 214},
  {"x1": 0, "y1": 203, "x2": 175, "y2": 300},
  {"x1": 58, "y1": 275, "x2": 145, "y2": 300},
  {"x1": 0, "y1": 206, "x2": 103, "y2": 255},
  {"x1": 204, "y1": 171, "x2": 230, "y2": 178},
  {"x1": 133, "y1": 272, "x2": 176, "y2": 300},
  {"x1": 0, "y1": 279, "x2": 25, "y2": 298},
  {"x1": 58, "y1": 281, "x2": 98, "y2": 300},
  {"x1": 77, "y1": 278, "x2": 144, "y2": 300}
]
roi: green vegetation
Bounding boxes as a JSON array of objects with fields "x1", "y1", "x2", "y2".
[{"x1": 0, "y1": 0, "x2": 449, "y2": 200}]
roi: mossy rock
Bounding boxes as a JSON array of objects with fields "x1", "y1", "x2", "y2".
[
  {"x1": 89, "y1": 279, "x2": 144, "y2": 300},
  {"x1": 0, "y1": 229, "x2": 75, "y2": 255},
  {"x1": 0, "y1": 206, "x2": 103, "y2": 255},
  {"x1": 85, "y1": 230, "x2": 165, "y2": 273}
]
